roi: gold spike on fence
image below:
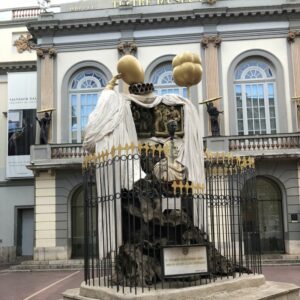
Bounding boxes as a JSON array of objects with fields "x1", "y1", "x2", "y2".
[
  {"x1": 171, "y1": 181, "x2": 205, "y2": 194},
  {"x1": 83, "y1": 145, "x2": 255, "y2": 171},
  {"x1": 82, "y1": 143, "x2": 165, "y2": 169},
  {"x1": 204, "y1": 151, "x2": 255, "y2": 170}
]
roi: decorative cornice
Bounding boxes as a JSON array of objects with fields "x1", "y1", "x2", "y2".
[
  {"x1": 0, "y1": 61, "x2": 37, "y2": 74},
  {"x1": 287, "y1": 31, "x2": 300, "y2": 43},
  {"x1": 27, "y1": 4, "x2": 300, "y2": 37},
  {"x1": 36, "y1": 47, "x2": 57, "y2": 58},
  {"x1": 0, "y1": 179, "x2": 34, "y2": 187},
  {"x1": 201, "y1": 35, "x2": 222, "y2": 48},
  {"x1": 14, "y1": 33, "x2": 34, "y2": 53},
  {"x1": 117, "y1": 41, "x2": 137, "y2": 55}
]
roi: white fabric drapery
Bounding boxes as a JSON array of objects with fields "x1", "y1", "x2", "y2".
[
  {"x1": 84, "y1": 90, "x2": 205, "y2": 186},
  {"x1": 83, "y1": 89, "x2": 205, "y2": 259}
]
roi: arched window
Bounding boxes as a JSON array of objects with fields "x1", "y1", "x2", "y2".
[
  {"x1": 69, "y1": 69, "x2": 107, "y2": 143},
  {"x1": 234, "y1": 59, "x2": 277, "y2": 135},
  {"x1": 150, "y1": 62, "x2": 187, "y2": 97}
]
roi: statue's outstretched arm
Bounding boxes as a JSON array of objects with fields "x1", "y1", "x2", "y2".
[{"x1": 105, "y1": 73, "x2": 122, "y2": 90}]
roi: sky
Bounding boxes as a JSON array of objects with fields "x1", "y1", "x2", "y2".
[{"x1": 0, "y1": 0, "x2": 79, "y2": 10}]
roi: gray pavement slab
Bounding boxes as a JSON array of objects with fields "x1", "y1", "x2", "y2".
[
  {"x1": 0, "y1": 266, "x2": 299, "y2": 300},
  {"x1": 0, "y1": 270, "x2": 83, "y2": 300},
  {"x1": 263, "y1": 265, "x2": 300, "y2": 287}
]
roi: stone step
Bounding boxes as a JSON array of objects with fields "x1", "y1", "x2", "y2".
[
  {"x1": 10, "y1": 259, "x2": 114, "y2": 271},
  {"x1": 20, "y1": 259, "x2": 84, "y2": 265},
  {"x1": 10, "y1": 259, "x2": 84, "y2": 271},
  {"x1": 61, "y1": 275, "x2": 300, "y2": 300},
  {"x1": 10, "y1": 264, "x2": 83, "y2": 271},
  {"x1": 262, "y1": 255, "x2": 300, "y2": 260},
  {"x1": 262, "y1": 260, "x2": 300, "y2": 265},
  {"x1": 261, "y1": 254, "x2": 300, "y2": 265}
]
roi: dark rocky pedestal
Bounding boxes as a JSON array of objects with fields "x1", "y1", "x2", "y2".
[{"x1": 113, "y1": 177, "x2": 243, "y2": 287}]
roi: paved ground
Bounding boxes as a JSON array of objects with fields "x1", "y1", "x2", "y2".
[
  {"x1": 0, "y1": 266, "x2": 299, "y2": 300},
  {"x1": 0, "y1": 270, "x2": 83, "y2": 300},
  {"x1": 262, "y1": 265, "x2": 300, "y2": 287}
]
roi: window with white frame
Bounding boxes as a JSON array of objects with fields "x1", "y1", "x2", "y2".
[
  {"x1": 69, "y1": 69, "x2": 107, "y2": 143},
  {"x1": 150, "y1": 62, "x2": 187, "y2": 97},
  {"x1": 234, "y1": 59, "x2": 277, "y2": 135}
]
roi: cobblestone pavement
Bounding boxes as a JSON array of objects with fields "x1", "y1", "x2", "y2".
[{"x1": 0, "y1": 266, "x2": 299, "y2": 300}]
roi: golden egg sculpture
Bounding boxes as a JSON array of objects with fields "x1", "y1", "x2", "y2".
[
  {"x1": 117, "y1": 55, "x2": 144, "y2": 85},
  {"x1": 172, "y1": 52, "x2": 202, "y2": 87}
]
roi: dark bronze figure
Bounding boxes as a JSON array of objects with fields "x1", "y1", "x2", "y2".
[
  {"x1": 206, "y1": 102, "x2": 223, "y2": 136},
  {"x1": 36, "y1": 111, "x2": 52, "y2": 144},
  {"x1": 167, "y1": 119, "x2": 177, "y2": 140}
]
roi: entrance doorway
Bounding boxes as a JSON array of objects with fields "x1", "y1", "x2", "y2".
[
  {"x1": 16, "y1": 208, "x2": 34, "y2": 256},
  {"x1": 71, "y1": 185, "x2": 97, "y2": 258},
  {"x1": 71, "y1": 187, "x2": 85, "y2": 258},
  {"x1": 256, "y1": 177, "x2": 285, "y2": 253}
]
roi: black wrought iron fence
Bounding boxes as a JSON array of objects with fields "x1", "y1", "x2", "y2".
[{"x1": 83, "y1": 144, "x2": 261, "y2": 293}]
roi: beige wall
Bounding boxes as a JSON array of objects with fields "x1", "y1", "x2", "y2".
[
  {"x1": 221, "y1": 38, "x2": 292, "y2": 135},
  {"x1": 35, "y1": 171, "x2": 56, "y2": 248},
  {"x1": 0, "y1": 26, "x2": 36, "y2": 63},
  {"x1": 34, "y1": 171, "x2": 69, "y2": 260}
]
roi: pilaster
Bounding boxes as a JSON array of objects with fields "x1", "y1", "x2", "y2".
[
  {"x1": 34, "y1": 170, "x2": 68, "y2": 260},
  {"x1": 288, "y1": 31, "x2": 300, "y2": 130},
  {"x1": 37, "y1": 47, "x2": 57, "y2": 143},
  {"x1": 201, "y1": 35, "x2": 222, "y2": 135},
  {"x1": 117, "y1": 41, "x2": 137, "y2": 94}
]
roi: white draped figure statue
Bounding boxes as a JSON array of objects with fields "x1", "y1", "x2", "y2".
[{"x1": 83, "y1": 86, "x2": 205, "y2": 259}]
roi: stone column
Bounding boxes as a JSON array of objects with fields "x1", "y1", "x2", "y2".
[
  {"x1": 201, "y1": 35, "x2": 222, "y2": 135},
  {"x1": 36, "y1": 47, "x2": 57, "y2": 143},
  {"x1": 287, "y1": 31, "x2": 300, "y2": 130},
  {"x1": 34, "y1": 170, "x2": 67, "y2": 260},
  {"x1": 117, "y1": 41, "x2": 137, "y2": 94}
]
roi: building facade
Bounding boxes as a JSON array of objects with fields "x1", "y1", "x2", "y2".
[{"x1": 1, "y1": 0, "x2": 300, "y2": 262}]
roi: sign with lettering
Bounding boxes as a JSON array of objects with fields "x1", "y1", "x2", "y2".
[
  {"x1": 6, "y1": 72, "x2": 37, "y2": 178},
  {"x1": 162, "y1": 245, "x2": 208, "y2": 277},
  {"x1": 113, "y1": 0, "x2": 208, "y2": 8},
  {"x1": 63, "y1": 0, "x2": 216, "y2": 12}
]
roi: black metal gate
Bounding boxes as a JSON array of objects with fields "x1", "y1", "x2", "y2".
[{"x1": 83, "y1": 145, "x2": 261, "y2": 293}]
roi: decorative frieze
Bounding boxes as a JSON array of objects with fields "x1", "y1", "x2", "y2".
[
  {"x1": 201, "y1": 35, "x2": 222, "y2": 48},
  {"x1": 117, "y1": 41, "x2": 137, "y2": 55},
  {"x1": 36, "y1": 47, "x2": 57, "y2": 59}
]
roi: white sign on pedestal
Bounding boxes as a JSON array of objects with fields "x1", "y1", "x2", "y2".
[{"x1": 163, "y1": 245, "x2": 208, "y2": 277}]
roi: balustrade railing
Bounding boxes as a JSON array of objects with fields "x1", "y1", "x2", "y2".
[
  {"x1": 12, "y1": 8, "x2": 41, "y2": 19},
  {"x1": 48, "y1": 133, "x2": 300, "y2": 161},
  {"x1": 229, "y1": 133, "x2": 300, "y2": 152},
  {"x1": 51, "y1": 144, "x2": 88, "y2": 159}
]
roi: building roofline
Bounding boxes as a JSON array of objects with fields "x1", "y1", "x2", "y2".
[{"x1": 27, "y1": 2, "x2": 300, "y2": 37}]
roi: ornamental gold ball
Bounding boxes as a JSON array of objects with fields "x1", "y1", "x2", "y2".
[
  {"x1": 117, "y1": 55, "x2": 145, "y2": 85},
  {"x1": 172, "y1": 51, "x2": 202, "y2": 87}
]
